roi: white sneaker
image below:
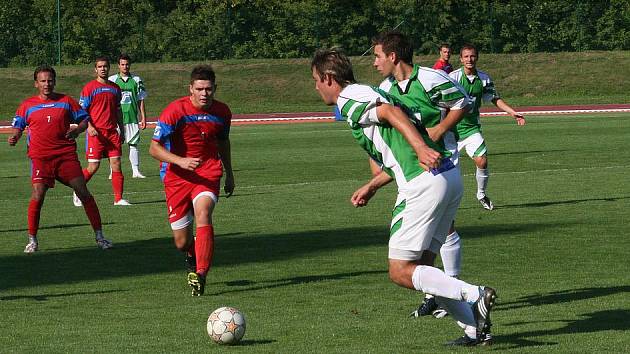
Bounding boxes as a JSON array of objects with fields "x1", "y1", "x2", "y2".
[
  {"x1": 132, "y1": 172, "x2": 146, "y2": 178},
  {"x1": 73, "y1": 192, "x2": 83, "y2": 207},
  {"x1": 108, "y1": 173, "x2": 112, "y2": 180},
  {"x1": 113, "y1": 199, "x2": 132, "y2": 206},
  {"x1": 24, "y1": 241, "x2": 39, "y2": 253},
  {"x1": 95, "y1": 237, "x2": 113, "y2": 250}
]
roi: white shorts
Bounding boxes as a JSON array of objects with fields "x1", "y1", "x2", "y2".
[
  {"x1": 388, "y1": 166, "x2": 463, "y2": 261},
  {"x1": 457, "y1": 132, "x2": 487, "y2": 164},
  {"x1": 124, "y1": 123, "x2": 140, "y2": 145}
]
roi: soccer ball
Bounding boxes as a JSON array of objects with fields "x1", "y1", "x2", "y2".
[{"x1": 207, "y1": 307, "x2": 246, "y2": 345}]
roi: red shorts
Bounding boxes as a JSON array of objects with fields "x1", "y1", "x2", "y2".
[
  {"x1": 30, "y1": 154, "x2": 84, "y2": 188},
  {"x1": 86, "y1": 129, "x2": 122, "y2": 161},
  {"x1": 164, "y1": 177, "x2": 220, "y2": 229}
]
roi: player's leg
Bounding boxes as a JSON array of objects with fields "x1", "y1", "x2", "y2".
[
  {"x1": 472, "y1": 154, "x2": 492, "y2": 209},
  {"x1": 129, "y1": 144, "x2": 145, "y2": 178},
  {"x1": 25, "y1": 182, "x2": 48, "y2": 253},
  {"x1": 109, "y1": 156, "x2": 129, "y2": 205}
]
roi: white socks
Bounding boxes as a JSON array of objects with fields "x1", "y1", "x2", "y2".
[
  {"x1": 476, "y1": 167, "x2": 489, "y2": 200},
  {"x1": 129, "y1": 145, "x2": 140, "y2": 174},
  {"x1": 412, "y1": 265, "x2": 479, "y2": 302},
  {"x1": 440, "y1": 231, "x2": 461, "y2": 277},
  {"x1": 436, "y1": 296, "x2": 476, "y2": 327}
]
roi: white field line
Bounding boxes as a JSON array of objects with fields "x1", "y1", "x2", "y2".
[{"x1": 1, "y1": 164, "x2": 628, "y2": 203}]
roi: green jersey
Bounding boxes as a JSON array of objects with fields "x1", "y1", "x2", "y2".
[
  {"x1": 337, "y1": 84, "x2": 448, "y2": 187},
  {"x1": 108, "y1": 73, "x2": 147, "y2": 124},
  {"x1": 379, "y1": 64, "x2": 469, "y2": 154},
  {"x1": 449, "y1": 68, "x2": 500, "y2": 140}
]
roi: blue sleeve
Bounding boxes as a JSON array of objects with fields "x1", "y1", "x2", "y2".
[{"x1": 12, "y1": 115, "x2": 27, "y2": 130}]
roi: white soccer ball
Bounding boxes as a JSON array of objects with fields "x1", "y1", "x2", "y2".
[{"x1": 207, "y1": 306, "x2": 246, "y2": 345}]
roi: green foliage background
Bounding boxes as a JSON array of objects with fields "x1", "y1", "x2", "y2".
[{"x1": 3, "y1": 0, "x2": 630, "y2": 67}]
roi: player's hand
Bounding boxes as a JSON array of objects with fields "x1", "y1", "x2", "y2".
[
  {"x1": 65, "y1": 127, "x2": 80, "y2": 140},
  {"x1": 425, "y1": 126, "x2": 443, "y2": 142},
  {"x1": 87, "y1": 126, "x2": 98, "y2": 136},
  {"x1": 351, "y1": 184, "x2": 377, "y2": 207},
  {"x1": 417, "y1": 147, "x2": 442, "y2": 170},
  {"x1": 224, "y1": 173, "x2": 235, "y2": 198},
  {"x1": 140, "y1": 119, "x2": 147, "y2": 130},
  {"x1": 177, "y1": 157, "x2": 202, "y2": 171},
  {"x1": 7, "y1": 135, "x2": 18, "y2": 146},
  {"x1": 513, "y1": 113, "x2": 526, "y2": 126}
]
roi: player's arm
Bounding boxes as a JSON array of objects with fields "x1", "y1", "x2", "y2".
[
  {"x1": 217, "y1": 137, "x2": 235, "y2": 197},
  {"x1": 426, "y1": 106, "x2": 466, "y2": 142},
  {"x1": 65, "y1": 119, "x2": 89, "y2": 140},
  {"x1": 139, "y1": 99, "x2": 147, "y2": 130},
  {"x1": 375, "y1": 103, "x2": 441, "y2": 170},
  {"x1": 7, "y1": 128, "x2": 22, "y2": 146},
  {"x1": 8, "y1": 114, "x2": 26, "y2": 145},
  {"x1": 493, "y1": 98, "x2": 525, "y2": 125},
  {"x1": 351, "y1": 170, "x2": 393, "y2": 207},
  {"x1": 149, "y1": 140, "x2": 201, "y2": 171}
]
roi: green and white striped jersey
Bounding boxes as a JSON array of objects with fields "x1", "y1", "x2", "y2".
[
  {"x1": 337, "y1": 83, "x2": 448, "y2": 187},
  {"x1": 449, "y1": 68, "x2": 500, "y2": 140},
  {"x1": 379, "y1": 64, "x2": 469, "y2": 154},
  {"x1": 108, "y1": 73, "x2": 147, "y2": 125}
]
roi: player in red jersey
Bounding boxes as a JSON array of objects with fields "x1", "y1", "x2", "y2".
[
  {"x1": 432, "y1": 43, "x2": 453, "y2": 74},
  {"x1": 76, "y1": 56, "x2": 130, "y2": 206},
  {"x1": 149, "y1": 65, "x2": 235, "y2": 296},
  {"x1": 8, "y1": 65, "x2": 113, "y2": 253}
]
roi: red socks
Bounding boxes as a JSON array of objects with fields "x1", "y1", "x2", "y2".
[
  {"x1": 195, "y1": 225, "x2": 214, "y2": 276},
  {"x1": 111, "y1": 171, "x2": 124, "y2": 202},
  {"x1": 27, "y1": 199, "x2": 43, "y2": 236},
  {"x1": 82, "y1": 195, "x2": 102, "y2": 231}
]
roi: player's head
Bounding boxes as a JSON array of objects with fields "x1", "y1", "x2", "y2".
[
  {"x1": 118, "y1": 53, "x2": 131, "y2": 75},
  {"x1": 460, "y1": 44, "x2": 479, "y2": 70},
  {"x1": 189, "y1": 65, "x2": 216, "y2": 109},
  {"x1": 311, "y1": 48, "x2": 355, "y2": 106},
  {"x1": 94, "y1": 56, "x2": 110, "y2": 79},
  {"x1": 439, "y1": 43, "x2": 451, "y2": 61},
  {"x1": 371, "y1": 31, "x2": 413, "y2": 77},
  {"x1": 33, "y1": 65, "x2": 56, "y2": 96}
]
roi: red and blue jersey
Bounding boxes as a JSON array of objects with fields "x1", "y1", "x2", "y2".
[
  {"x1": 79, "y1": 80, "x2": 121, "y2": 131},
  {"x1": 152, "y1": 96, "x2": 232, "y2": 182},
  {"x1": 12, "y1": 93, "x2": 89, "y2": 159},
  {"x1": 432, "y1": 59, "x2": 453, "y2": 74}
]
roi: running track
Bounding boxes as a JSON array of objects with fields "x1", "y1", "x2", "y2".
[{"x1": 1, "y1": 103, "x2": 629, "y2": 132}]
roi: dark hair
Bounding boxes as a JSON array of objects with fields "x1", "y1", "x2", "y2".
[
  {"x1": 118, "y1": 53, "x2": 131, "y2": 63},
  {"x1": 371, "y1": 31, "x2": 413, "y2": 65},
  {"x1": 94, "y1": 56, "x2": 110, "y2": 66},
  {"x1": 310, "y1": 48, "x2": 355, "y2": 87},
  {"x1": 460, "y1": 44, "x2": 478, "y2": 57},
  {"x1": 33, "y1": 65, "x2": 56, "y2": 81},
  {"x1": 439, "y1": 43, "x2": 451, "y2": 50},
  {"x1": 190, "y1": 65, "x2": 216, "y2": 85}
]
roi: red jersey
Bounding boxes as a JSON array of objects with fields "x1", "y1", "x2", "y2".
[
  {"x1": 79, "y1": 80, "x2": 121, "y2": 130},
  {"x1": 153, "y1": 96, "x2": 232, "y2": 183},
  {"x1": 12, "y1": 93, "x2": 89, "y2": 159},
  {"x1": 432, "y1": 59, "x2": 453, "y2": 74}
]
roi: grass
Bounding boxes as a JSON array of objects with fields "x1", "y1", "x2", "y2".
[
  {"x1": 0, "y1": 113, "x2": 629, "y2": 352},
  {"x1": 1, "y1": 51, "x2": 630, "y2": 118}
]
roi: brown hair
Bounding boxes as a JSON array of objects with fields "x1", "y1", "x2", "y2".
[{"x1": 310, "y1": 48, "x2": 355, "y2": 87}]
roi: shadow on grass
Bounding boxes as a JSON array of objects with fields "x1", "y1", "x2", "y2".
[
  {"x1": 497, "y1": 309, "x2": 630, "y2": 349},
  {"x1": 0, "y1": 222, "x2": 115, "y2": 234},
  {"x1": 456, "y1": 221, "x2": 565, "y2": 239},
  {"x1": 0, "y1": 289, "x2": 125, "y2": 302},
  {"x1": 0, "y1": 226, "x2": 390, "y2": 291},
  {"x1": 496, "y1": 196, "x2": 630, "y2": 209},
  {"x1": 489, "y1": 149, "x2": 569, "y2": 157},
  {"x1": 498, "y1": 285, "x2": 630, "y2": 311}
]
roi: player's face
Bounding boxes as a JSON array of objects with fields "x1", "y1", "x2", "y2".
[
  {"x1": 312, "y1": 68, "x2": 337, "y2": 106},
  {"x1": 460, "y1": 49, "x2": 478, "y2": 70},
  {"x1": 189, "y1": 80, "x2": 215, "y2": 108},
  {"x1": 95, "y1": 60, "x2": 110, "y2": 79},
  {"x1": 118, "y1": 59, "x2": 130, "y2": 75},
  {"x1": 373, "y1": 45, "x2": 395, "y2": 77},
  {"x1": 34, "y1": 71, "x2": 55, "y2": 97},
  {"x1": 440, "y1": 47, "x2": 451, "y2": 61}
]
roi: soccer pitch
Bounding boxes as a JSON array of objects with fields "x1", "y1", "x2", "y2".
[{"x1": 0, "y1": 114, "x2": 628, "y2": 352}]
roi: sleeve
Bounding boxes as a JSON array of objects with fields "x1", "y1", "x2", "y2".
[
  {"x1": 481, "y1": 74, "x2": 500, "y2": 103},
  {"x1": 68, "y1": 97, "x2": 90, "y2": 124},
  {"x1": 152, "y1": 103, "x2": 179, "y2": 143},
  {"x1": 79, "y1": 85, "x2": 91, "y2": 110},
  {"x1": 134, "y1": 76, "x2": 147, "y2": 101},
  {"x1": 432, "y1": 60, "x2": 443, "y2": 70},
  {"x1": 11, "y1": 104, "x2": 27, "y2": 130},
  {"x1": 338, "y1": 85, "x2": 389, "y2": 126},
  {"x1": 217, "y1": 105, "x2": 232, "y2": 140},
  {"x1": 425, "y1": 76, "x2": 469, "y2": 110}
]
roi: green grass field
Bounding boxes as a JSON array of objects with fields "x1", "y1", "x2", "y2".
[
  {"x1": 0, "y1": 114, "x2": 629, "y2": 353},
  {"x1": 1, "y1": 51, "x2": 630, "y2": 118}
]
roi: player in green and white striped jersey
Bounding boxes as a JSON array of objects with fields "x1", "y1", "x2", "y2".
[
  {"x1": 109, "y1": 54, "x2": 148, "y2": 178},
  {"x1": 449, "y1": 44, "x2": 525, "y2": 211},
  {"x1": 311, "y1": 48, "x2": 497, "y2": 346}
]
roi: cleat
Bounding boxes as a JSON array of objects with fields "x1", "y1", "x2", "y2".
[
  {"x1": 478, "y1": 196, "x2": 494, "y2": 210},
  {"x1": 24, "y1": 241, "x2": 39, "y2": 253},
  {"x1": 187, "y1": 272, "x2": 206, "y2": 296},
  {"x1": 113, "y1": 199, "x2": 132, "y2": 206},
  {"x1": 185, "y1": 255, "x2": 196, "y2": 273},
  {"x1": 445, "y1": 335, "x2": 477, "y2": 346},
  {"x1": 132, "y1": 172, "x2": 146, "y2": 179},
  {"x1": 472, "y1": 286, "x2": 497, "y2": 340},
  {"x1": 95, "y1": 237, "x2": 113, "y2": 250},
  {"x1": 431, "y1": 308, "x2": 449, "y2": 318},
  {"x1": 409, "y1": 296, "x2": 438, "y2": 318},
  {"x1": 73, "y1": 192, "x2": 83, "y2": 207},
  {"x1": 479, "y1": 322, "x2": 494, "y2": 346}
]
